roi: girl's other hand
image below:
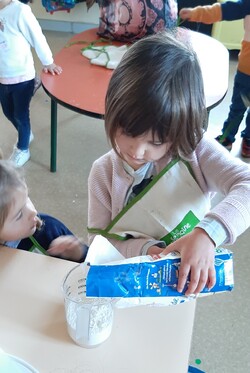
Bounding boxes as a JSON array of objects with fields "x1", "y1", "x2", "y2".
[
  {"x1": 161, "y1": 228, "x2": 216, "y2": 296},
  {"x1": 43, "y1": 63, "x2": 62, "y2": 75},
  {"x1": 147, "y1": 245, "x2": 164, "y2": 257}
]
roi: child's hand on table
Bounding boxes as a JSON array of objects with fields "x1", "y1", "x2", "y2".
[
  {"x1": 160, "y1": 228, "x2": 216, "y2": 296},
  {"x1": 43, "y1": 63, "x2": 62, "y2": 75}
]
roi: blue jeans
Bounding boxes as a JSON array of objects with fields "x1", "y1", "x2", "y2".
[
  {"x1": 0, "y1": 79, "x2": 34, "y2": 150},
  {"x1": 222, "y1": 71, "x2": 250, "y2": 143}
]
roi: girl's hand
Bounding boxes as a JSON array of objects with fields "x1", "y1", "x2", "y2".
[
  {"x1": 47, "y1": 235, "x2": 86, "y2": 262},
  {"x1": 43, "y1": 63, "x2": 62, "y2": 75},
  {"x1": 147, "y1": 245, "x2": 164, "y2": 257},
  {"x1": 161, "y1": 228, "x2": 216, "y2": 296}
]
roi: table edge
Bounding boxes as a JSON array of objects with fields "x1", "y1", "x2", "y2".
[{"x1": 42, "y1": 84, "x2": 104, "y2": 120}]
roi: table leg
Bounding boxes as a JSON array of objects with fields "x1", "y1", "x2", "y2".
[{"x1": 50, "y1": 98, "x2": 57, "y2": 172}]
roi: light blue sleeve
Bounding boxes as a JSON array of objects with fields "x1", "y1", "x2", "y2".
[
  {"x1": 196, "y1": 217, "x2": 228, "y2": 247},
  {"x1": 4, "y1": 240, "x2": 21, "y2": 248}
]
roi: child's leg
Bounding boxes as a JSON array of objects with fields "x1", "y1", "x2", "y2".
[
  {"x1": 11, "y1": 80, "x2": 34, "y2": 150},
  {"x1": 243, "y1": 108, "x2": 250, "y2": 136},
  {"x1": 240, "y1": 91, "x2": 250, "y2": 139},
  {"x1": 221, "y1": 73, "x2": 247, "y2": 143},
  {"x1": 0, "y1": 83, "x2": 17, "y2": 128},
  {"x1": 241, "y1": 107, "x2": 250, "y2": 157},
  {"x1": 33, "y1": 75, "x2": 42, "y2": 95},
  {"x1": 0, "y1": 80, "x2": 34, "y2": 150}
]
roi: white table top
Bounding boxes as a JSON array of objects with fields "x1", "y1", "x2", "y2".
[{"x1": 0, "y1": 247, "x2": 196, "y2": 373}]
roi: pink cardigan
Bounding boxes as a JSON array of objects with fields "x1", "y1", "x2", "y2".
[{"x1": 88, "y1": 133, "x2": 250, "y2": 258}]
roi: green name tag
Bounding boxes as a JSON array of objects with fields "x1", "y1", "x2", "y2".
[{"x1": 161, "y1": 210, "x2": 200, "y2": 245}]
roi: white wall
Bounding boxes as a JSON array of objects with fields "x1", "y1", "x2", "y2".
[{"x1": 32, "y1": 1, "x2": 99, "y2": 33}]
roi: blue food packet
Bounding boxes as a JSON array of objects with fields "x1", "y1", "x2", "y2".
[{"x1": 86, "y1": 248, "x2": 234, "y2": 298}]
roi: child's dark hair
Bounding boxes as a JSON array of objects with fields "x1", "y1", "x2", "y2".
[{"x1": 105, "y1": 30, "x2": 207, "y2": 157}]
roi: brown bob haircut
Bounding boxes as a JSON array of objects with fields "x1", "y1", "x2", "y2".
[{"x1": 105, "y1": 30, "x2": 207, "y2": 157}]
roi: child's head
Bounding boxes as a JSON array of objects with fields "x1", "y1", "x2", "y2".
[
  {"x1": 0, "y1": 160, "x2": 40, "y2": 244},
  {"x1": 105, "y1": 30, "x2": 207, "y2": 159}
]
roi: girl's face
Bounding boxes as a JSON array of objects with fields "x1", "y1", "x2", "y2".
[
  {"x1": 0, "y1": 186, "x2": 38, "y2": 243},
  {"x1": 115, "y1": 129, "x2": 171, "y2": 170}
]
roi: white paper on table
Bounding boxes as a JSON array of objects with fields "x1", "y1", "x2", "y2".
[
  {"x1": 82, "y1": 45, "x2": 128, "y2": 70},
  {"x1": 85, "y1": 235, "x2": 124, "y2": 265}
]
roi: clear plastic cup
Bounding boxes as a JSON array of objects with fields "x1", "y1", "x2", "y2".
[{"x1": 62, "y1": 264, "x2": 114, "y2": 348}]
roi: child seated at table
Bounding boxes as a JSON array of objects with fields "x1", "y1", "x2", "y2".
[{"x1": 0, "y1": 155, "x2": 88, "y2": 262}]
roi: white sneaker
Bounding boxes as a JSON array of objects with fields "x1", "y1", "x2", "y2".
[{"x1": 9, "y1": 147, "x2": 30, "y2": 167}]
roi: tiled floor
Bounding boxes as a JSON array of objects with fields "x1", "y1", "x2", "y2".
[{"x1": 0, "y1": 31, "x2": 250, "y2": 373}]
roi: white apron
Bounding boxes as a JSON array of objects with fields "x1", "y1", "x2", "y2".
[{"x1": 89, "y1": 159, "x2": 211, "y2": 244}]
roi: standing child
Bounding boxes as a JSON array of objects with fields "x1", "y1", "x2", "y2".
[
  {"x1": 179, "y1": 1, "x2": 250, "y2": 157},
  {"x1": 0, "y1": 158, "x2": 88, "y2": 261},
  {"x1": 0, "y1": 0, "x2": 62, "y2": 167},
  {"x1": 87, "y1": 31, "x2": 250, "y2": 296}
]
